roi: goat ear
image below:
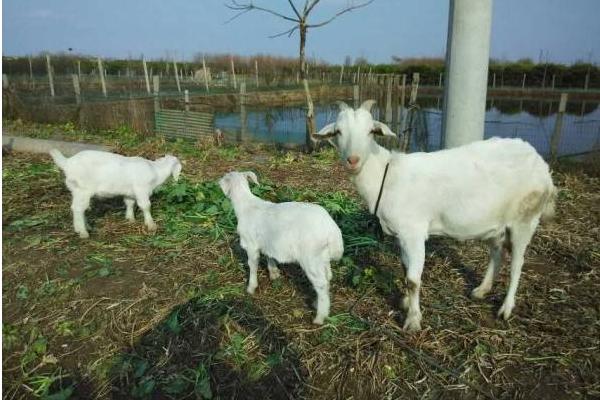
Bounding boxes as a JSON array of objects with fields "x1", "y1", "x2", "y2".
[
  {"x1": 371, "y1": 121, "x2": 397, "y2": 137},
  {"x1": 337, "y1": 101, "x2": 350, "y2": 111},
  {"x1": 218, "y1": 176, "x2": 231, "y2": 196},
  {"x1": 313, "y1": 123, "x2": 339, "y2": 140},
  {"x1": 360, "y1": 99, "x2": 376, "y2": 112},
  {"x1": 243, "y1": 171, "x2": 259, "y2": 185}
]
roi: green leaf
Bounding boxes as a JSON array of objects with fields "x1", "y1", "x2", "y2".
[
  {"x1": 44, "y1": 386, "x2": 74, "y2": 400},
  {"x1": 16, "y1": 285, "x2": 29, "y2": 300},
  {"x1": 165, "y1": 311, "x2": 181, "y2": 334},
  {"x1": 133, "y1": 359, "x2": 149, "y2": 378}
]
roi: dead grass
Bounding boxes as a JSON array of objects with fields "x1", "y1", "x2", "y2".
[{"x1": 2, "y1": 136, "x2": 599, "y2": 399}]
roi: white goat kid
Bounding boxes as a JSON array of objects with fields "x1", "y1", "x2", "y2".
[
  {"x1": 219, "y1": 171, "x2": 344, "y2": 324},
  {"x1": 315, "y1": 100, "x2": 556, "y2": 332},
  {"x1": 50, "y1": 149, "x2": 181, "y2": 238}
]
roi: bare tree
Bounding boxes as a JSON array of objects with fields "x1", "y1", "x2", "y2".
[{"x1": 226, "y1": 0, "x2": 374, "y2": 151}]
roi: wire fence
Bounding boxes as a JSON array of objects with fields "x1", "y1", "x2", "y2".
[{"x1": 3, "y1": 70, "x2": 600, "y2": 158}]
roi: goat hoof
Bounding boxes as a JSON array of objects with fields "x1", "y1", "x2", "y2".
[
  {"x1": 471, "y1": 286, "x2": 489, "y2": 300},
  {"x1": 269, "y1": 270, "x2": 281, "y2": 280},
  {"x1": 146, "y1": 223, "x2": 157, "y2": 233},
  {"x1": 497, "y1": 302, "x2": 514, "y2": 321},
  {"x1": 246, "y1": 286, "x2": 257, "y2": 295},
  {"x1": 312, "y1": 315, "x2": 326, "y2": 325},
  {"x1": 78, "y1": 231, "x2": 90, "y2": 239},
  {"x1": 403, "y1": 316, "x2": 422, "y2": 333}
]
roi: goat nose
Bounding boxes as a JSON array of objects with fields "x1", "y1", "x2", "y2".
[{"x1": 347, "y1": 155, "x2": 360, "y2": 166}]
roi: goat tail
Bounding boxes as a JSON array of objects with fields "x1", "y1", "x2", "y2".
[
  {"x1": 328, "y1": 232, "x2": 345, "y2": 262},
  {"x1": 541, "y1": 184, "x2": 558, "y2": 222},
  {"x1": 49, "y1": 149, "x2": 67, "y2": 171}
]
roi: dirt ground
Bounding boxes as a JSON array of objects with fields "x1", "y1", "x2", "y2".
[{"x1": 2, "y1": 131, "x2": 599, "y2": 399}]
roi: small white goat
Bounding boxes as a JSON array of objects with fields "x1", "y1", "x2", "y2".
[
  {"x1": 49, "y1": 149, "x2": 181, "y2": 238},
  {"x1": 315, "y1": 100, "x2": 556, "y2": 332},
  {"x1": 219, "y1": 171, "x2": 344, "y2": 324}
]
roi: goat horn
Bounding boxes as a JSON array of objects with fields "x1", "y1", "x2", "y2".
[{"x1": 360, "y1": 99, "x2": 376, "y2": 112}]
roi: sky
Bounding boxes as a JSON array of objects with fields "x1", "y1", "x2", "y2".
[{"x1": 2, "y1": 0, "x2": 600, "y2": 64}]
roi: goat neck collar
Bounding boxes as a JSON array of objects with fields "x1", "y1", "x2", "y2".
[{"x1": 373, "y1": 162, "x2": 390, "y2": 216}]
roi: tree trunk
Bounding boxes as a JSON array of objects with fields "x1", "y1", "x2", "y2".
[{"x1": 300, "y1": 24, "x2": 315, "y2": 152}]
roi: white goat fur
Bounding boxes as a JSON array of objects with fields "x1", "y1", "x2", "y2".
[
  {"x1": 219, "y1": 171, "x2": 344, "y2": 324},
  {"x1": 316, "y1": 100, "x2": 556, "y2": 331},
  {"x1": 50, "y1": 149, "x2": 181, "y2": 238}
]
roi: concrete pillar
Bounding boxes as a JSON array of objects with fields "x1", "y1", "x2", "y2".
[{"x1": 441, "y1": 0, "x2": 493, "y2": 148}]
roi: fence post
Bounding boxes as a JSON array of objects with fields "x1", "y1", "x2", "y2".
[
  {"x1": 46, "y1": 54, "x2": 55, "y2": 97},
  {"x1": 153, "y1": 75, "x2": 160, "y2": 114},
  {"x1": 339, "y1": 65, "x2": 344, "y2": 84},
  {"x1": 385, "y1": 75, "x2": 393, "y2": 124},
  {"x1": 28, "y1": 56, "x2": 34, "y2": 87},
  {"x1": 353, "y1": 85, "x2": 360, "y2": 108},
  {"x1": 550, "y1": 93, "x2": 568, "y2": 160},
  {"x1": 184, "y1": 89, "x2": 190, "y2": 112},
  {"x1": 97, "y1": 57, "x2": 107, "y2": 97},
  {"x1": 521, "y1": 73, "x2": 526, "y2": 90},
  {"x1": 143, "y1": 57, "x2": 151, "y2": 94},
  {"x1": 551, "y1": 74, "x2": 556, "y2": 89},
  {"x1": 2, "y1": 74, "x2": 9, "y2": 89},
  {"x1": 438, "y1": 72, "x2": 443, "y2": 87},
  {"x1": 255, "y1": 59, "x2": 259, "y2": 88},
  {"x1": 492, "y1": 72, "x2": 496, "y2": 88},
  {"x1": 173, "y1": 60, "x2": 181, "y2": 92},
  {"x1": 230, "y1": 56, "x2": 237, "y2": 90},
  {"x1": 239, "y1": 81, "x2": 247, "y2": 142},
  {"x1": 72, "y1": 74, "x2": 81, "y2": 105},
  {"x1": 202, "y1": 55, "x2": 210, "y2": 93},
  {"x1": 584, "y1": 71, "x2": 590, "y2": 91},
  {"x1": 410, "y1": 73, "x2": 420, "y2": 105}
]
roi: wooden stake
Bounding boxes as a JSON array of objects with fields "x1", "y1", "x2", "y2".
[{"x1": 46, "y1": 54, "x2": 55, "y2": 97}]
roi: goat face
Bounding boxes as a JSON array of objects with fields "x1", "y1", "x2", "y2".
[
  {"x1": 218, "y1": 171, "x2": 258, "y2": 198},
  {"x1": 315, "y1": 100, "x2": 396, "y2": 174}
]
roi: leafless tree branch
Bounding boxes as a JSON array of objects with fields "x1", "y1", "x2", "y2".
[
  {"x1": 307, "y1": 0, "x2": 375, "y2": 28},
  {"x1": 287, "y1": 0, "x2": 302, "y2": 20},
  {"x1": 269, "y1": 25, "x2": 300, "y2": 39},
  {"x1": 225, "y1": 0, "x2": 299, "y2": 23}
]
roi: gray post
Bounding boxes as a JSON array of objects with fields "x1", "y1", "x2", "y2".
[
  {"x1": 399, "y1": 73, "x2": 407, "y2": 131},
  {"x1": 202, "y1": 55, "x2": 210, "y2": 93},
  {"x1": 409, "y1": 73, "x2": 420, "y2": 105},
  {"x1": 551, "y1": 74, "x2": 556, "y2": 89},
  {"x1": 521, "y1": 73, "x2": 526, "y2": 90},
  {"x1": 339, "y1": 65, "x2": 345, "y2": 84},
  {"x1": 441, "y1": 0, "x2": 492, "y2": 148},
  {"x1": 153, "y1": 75, "x2": 160, "y2": 114},
  {"x1": 550, "y1": 93, "x2": 568, "y2": 160},
  {"x1": 2, "y1": 74, "x2": 9, "y2": 89},
  {"x1": 184, "y1": 89, "x2": 190, "y2": 112},
  {"x1": 77, "y1": 60, "x2": 81, "y2": 80},
  {"x1": 438, "y1": 72, "x2": 443, "y2": 87},
  {"x1": 143, "y1": 57, "x2": 151, "y2": 94},
  {"x1": 72, "y1": 74, "x2": 81, "y2": 105},
  {"x1": 584, "y1": 72, "x2": 590, "y2": 91},
  {"x1": 239, "y1": 81, "x2": 247, "y2": 142},
  {"x1": 353, "y1": 85, "x2": 360, "y2": 108},
  {"x1": 46, "y1": 54, "x2": 55, "y2": 97},
  {"x1": 97, "y1": 57, "x2": 107, "y2": 97},
  {"x1": 173, "y1": 60, "x2": 181, "y2": 92},
  {"x1": 492, "y1": 72, "x2": 496, "y2": 88}
]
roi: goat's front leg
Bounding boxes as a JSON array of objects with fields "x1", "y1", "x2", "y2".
[
  {"x1": 246, "y1": 248, "x2": 260, "y2": 295},
  {"x1": 134, "y1": 190, "x2": 156, "y2": 233},
  {"x1": 472, "y1": 235, "x2": 505, "y2": 299},
  {"x1": 398, "y1": 233, "x2": 426, "y2": 332},
  {"x1": 124, "y1": 198, "x2": 136, "y2": 222}
]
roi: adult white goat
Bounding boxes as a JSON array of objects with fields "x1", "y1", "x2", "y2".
[
  {"x1": 219, "y1": 171, "x2": 344, "y2": 324},
  {"x1": 315, "y1": 100, "x2": 556, "y2": 332},
  {"x1": 50, "y1": 149, "x2": 181, "y2": 238}
]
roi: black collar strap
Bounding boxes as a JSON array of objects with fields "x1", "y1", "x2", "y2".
[{"x1": 374, "y1": 162, "x2": 390, "y2": 216}]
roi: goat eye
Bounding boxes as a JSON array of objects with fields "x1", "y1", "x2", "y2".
[{"x1": 335, "y1": 129, "x2": 341, "y2": 136}]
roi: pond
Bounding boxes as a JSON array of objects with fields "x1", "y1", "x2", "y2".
[{"x1": 215, "y1": 96, "x2": 600, "y2": 157}]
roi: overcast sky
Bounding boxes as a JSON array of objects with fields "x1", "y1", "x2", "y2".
[{"x1": 3, "y1": 0, "x2": 600, "y2": 64}]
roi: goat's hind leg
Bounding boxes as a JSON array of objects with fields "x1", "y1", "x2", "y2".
[
  {"x1": 498, "y1": 219, "x2": 539, "y2": 320},
  {"x1": 472, "y1": 234, "x2": 505, "y2": 299},
  {"x1": 267, "y1": 257, "x2": 281, "y2": 280},
  {"x1": 304, "y1": 260, "x2": 331, "y2": 325},
  {"x1": 71, "y1": 191, "x2": 91, "y2": 239},
  {"x1": 124, "y1": 198, "x2": 136, "y2": 222}
]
